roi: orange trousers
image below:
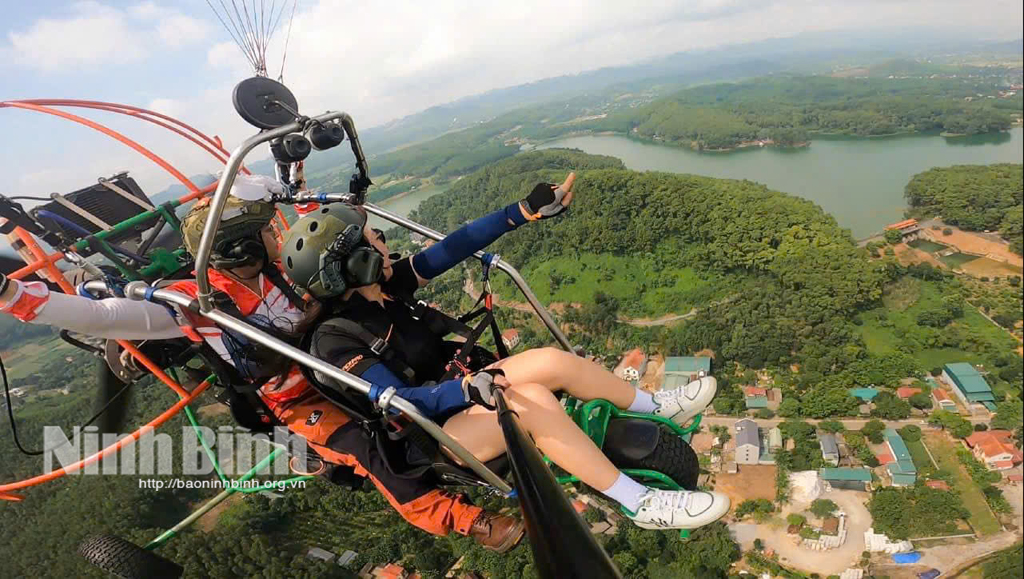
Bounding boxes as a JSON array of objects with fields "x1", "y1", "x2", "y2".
[{"x1": 276, "y1": 395, "x2": 483, "y2": 536}]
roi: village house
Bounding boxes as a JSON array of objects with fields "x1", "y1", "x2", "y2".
[
  {"x1": 849, "y1": 387, "x2": 879, "y2": 403},
  {"x1": 735, "y1": 419, "x2": 760, "y2": 465},
  {"x1": 819, "y1": 433, "x2": 841, "y2": 467},
  {"x1": 768, "y1": 427, "x2": 783, "y2": 451},
  {"x1": 941, "y1": 363, "x2": 997, "y2": 413},
  {"x1": 896, "y1": 386, "x2": 922, "y2": 400},
  {"x1": 819, "y1": 468, "x2": 872, "y2": 491},
  {"x1": 662, "y1": 356, "x2": 711, "y2": 382},
  {"x1": 879, "y1": 429, "x2": 917, "y2": 486},
  {"x1": 931, "y1": 387, "x2": 957, "y2": 411},
  {"x1": 743, "y1": 386, "x2": 769, "y2": 411},
  {"x1": 963, "y1": 430, "x2": 1024, "y2": 471},
  {"x1": 617, "y1": 348, "x2": 648, "y2": 382},
  {"x1": 501, "y1": 328, "x2": 520, "y2": 351},
  {"x1": 885, "y1": 218, "x2": 922, "y2": 241}
]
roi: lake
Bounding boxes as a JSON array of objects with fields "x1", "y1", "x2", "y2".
[
  {"x1": 538, "y1": 128, "x2": 1024, "y2": 238},
  {"x1": 367, "y1": 183, "x2": 449, "y2": 230}
]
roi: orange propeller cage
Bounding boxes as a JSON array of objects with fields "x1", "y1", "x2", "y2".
[{"x1": 0, "y1": 99, "x2": 266, "y2": 498}]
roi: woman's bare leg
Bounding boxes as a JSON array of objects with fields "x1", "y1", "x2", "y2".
[
  {"x1": 442, "y1": 382, "x2": 620, "y2": 491},
  {"x1": 489, "y1": 347, "x2": 636, "y2": 409}
]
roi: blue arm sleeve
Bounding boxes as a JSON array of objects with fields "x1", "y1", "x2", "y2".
[
  {"x1": 411, "y1": 203, "x2": 528, "y2": 279},
  {"x1": 363, "y1": 363, "x2": 469, "y2": 417}
]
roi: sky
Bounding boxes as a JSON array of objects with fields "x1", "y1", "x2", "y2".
[{"x1": 1, "y1": 0, "x2": 1022, "y2": 201}]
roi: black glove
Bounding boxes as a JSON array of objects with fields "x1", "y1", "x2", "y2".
[
  {"x1": 0, "y1": 272, "x2": 10, "y2": 297},
  {"x1": 461, "y1": 368, "x2": 506, "y2": 410},
  {"x1": 520, "y1": 182, "x2": 569, "y2": 221}
]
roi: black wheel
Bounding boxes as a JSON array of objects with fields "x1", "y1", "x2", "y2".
[
  {"x1": 78, "y1": 535, "x2": 183, "y2": 579},
  {"x1": 608, "y1": 424, "x2": 700, "y2": 490}
]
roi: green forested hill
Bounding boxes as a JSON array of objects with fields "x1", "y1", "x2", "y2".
[
  {"x1": 904, "y1": 163, "x2": 1023, "y2": 253},
  {"x1": 413, "y1": 150, "x2": 885, "y2": 374},
  {"x1": 412, "y1": 149, "x2": 1020, "y2": 419},
  {"x1": 588, "y1": 75, "x2": 1021, "y2": 149}
]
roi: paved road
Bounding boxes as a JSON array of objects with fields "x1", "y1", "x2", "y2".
[{"x1": 698, "y1": 414, "x2": 989, "y2": 429}]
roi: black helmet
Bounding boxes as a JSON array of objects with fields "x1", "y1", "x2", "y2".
[{"x1": 280, "y1": 204, "x2": 383, "y2": 299}]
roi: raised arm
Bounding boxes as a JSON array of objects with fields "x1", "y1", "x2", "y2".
[
  {"x1": 0, "y1": 276, "x2": 184, "y2": 340},
  {"x1": 407, "y1": 173, "x2": 576, "y2": 287}
]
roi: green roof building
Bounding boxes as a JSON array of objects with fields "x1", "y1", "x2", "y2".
[
  {"x1": 745, "y1": 396, "x2": 769, "y2": 409},
  {"x1": 849, "y1": 387, "x2": 880, "y2": 402},
  {"x1": 819, "y1": 468, "x2": 872, "y2": 491},
  {"x1": 662, "y1": 374, "x2": 693, "y2": 390},
  {"x1": 941, "y1": 363, "x2": 995, "y2": 407},
  {"x1": 884, "y1": 428, "x2": 916, "y2": 486},
  {"x1": 664, "y1": 356, "x2": 711, "y2": 375},
  {"x1": 661, "y1": 356, "x2": 711, "y2": 390}
]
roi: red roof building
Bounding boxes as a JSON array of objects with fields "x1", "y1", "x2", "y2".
[
  {"x1": 378, "y1": 564, "x2": 408, "y2": 579},
  {"x1": 744, "y1": 386, "x2": 767, "y2": 397},
  {"x1": 897, "y1": 387, "x2": 922, "y2": 399},
  {"x1": 617, "y1": 348, "x2": 648, "y2": 382},
  {"x1": 885, "y1": 218, "x2": 920, "y2": 231},
  {"x1": 926, "y1": 480, "x2": 950, "y2": 491},
  {"x1": 501, "y1": 329, "x2": 520, "y2": 351},
  {"x1": 964, "y1": 430, "x2": 1024, "y2": 470},
  {"x1": 876, "y1": 452, "x2": 895, "y2": 465}
]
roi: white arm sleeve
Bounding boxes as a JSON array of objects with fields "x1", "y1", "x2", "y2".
[{"x1": 32, "y1": 291, "x2": 185, "y2": 340}]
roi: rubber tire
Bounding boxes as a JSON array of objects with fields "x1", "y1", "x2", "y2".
[
  {"x1": 78, "y1": 535, "x2": 183, "y2": 579},
  {"x1": 608, "y1": 424, "x2": 700, "y2": 491}
]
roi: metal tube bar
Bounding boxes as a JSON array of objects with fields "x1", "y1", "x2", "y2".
[
  {"x1": 0, "y1": 378, "x2": 213, "y2": 494},
  {"x1": 107, "y1": 282, "x2": 513, "y2": 494},
  {"x1": 363, "y1": 203, "x2": 574, "y2": 352},
  {"x1": 0, "y1": 101, "x2": 201, "y2": 194},
  {"x1": 49, "y1": 193, "x2": 112, "y2": 229},
  {"x1": 193, "y1": 111, "x2": 356, "y2": 310},
  {"x1": 11, "y1": 228, "x2": 191, "y2": 399},
  {"x1": 145, "y1": 488, "x2": 232, "y2": 549},
  {"x1": 183, "y1": 405, "x2": 230, "y2": 485},
  {"x1": 98, "y1": 178, "x2": 155, "y2": 210}
]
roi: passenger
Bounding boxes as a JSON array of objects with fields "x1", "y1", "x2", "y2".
[
  {"x1": 282, "y1": 172, "x2": 730, "y2": 530},
  {"x1": 0, "y1": 175, "x2": 524, "y2": 552}
]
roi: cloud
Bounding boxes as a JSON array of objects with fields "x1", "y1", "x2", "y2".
[
  {"x1": 201, "y1": 0, "x2": 1022, "y2": 128},
  {"x1": 2, "y1": 0, "x2": 1020, "y2": 200},
  {"x1": 4, "y1": 1, "x2": 210, "y2": 72}
]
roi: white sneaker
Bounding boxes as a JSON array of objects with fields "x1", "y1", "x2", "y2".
[
  {"x1": 653, "y1": 376, "x2": 717, "y2": 424},
  {"x1": 624, "y1": 489, "x2": 731, "y2": 530}
]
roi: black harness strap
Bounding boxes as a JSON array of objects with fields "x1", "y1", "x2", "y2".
[
  {"x1": 316, "y1": 318, "x2": 418, "y2": 384},
  {"x1": 194, "y1": 341, "x2": 279, "y2": 432},
  {"x1": 263, "y1": 264, "x2": 306, "y2": 306}
]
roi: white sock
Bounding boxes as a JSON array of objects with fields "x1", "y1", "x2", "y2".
[
  {"x1": 599, "y1": 472, "x2": 649, "y2": 513},
  {"x1": 626, "y1": 388, "x2": 658, "y2": 414}
]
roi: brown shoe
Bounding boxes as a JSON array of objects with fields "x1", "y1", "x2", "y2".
[{"x1": 469, "y1": 512, "x2": 526, "y2": 553}]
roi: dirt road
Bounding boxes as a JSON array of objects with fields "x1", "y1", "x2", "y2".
[
  {"x1": 916, "y1": 531, "x2": 1020, "y2": 575},
  {"x1": 463, "y1": 273, "x2": 733, "y2": 327},
  {"x1": 759, "y1": 489, "x2": 872, "y2": 576}
]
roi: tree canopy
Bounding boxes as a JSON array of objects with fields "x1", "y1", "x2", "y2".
[{"x1": 904, "y1": 164, "x2": 1024, "y2": 254}]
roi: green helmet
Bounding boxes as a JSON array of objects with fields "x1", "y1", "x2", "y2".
[
  {"x1": 181, "y1": 196, "x2": 276, "y2": 268},
  {"x1": 281, "y1": 203, "x2": 383, "y2": 299}
]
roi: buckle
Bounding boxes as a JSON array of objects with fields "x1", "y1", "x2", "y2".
[
  {"x1": 410, "y1": 300, "x2": 428, "y2": 321},
  {"x1": 370, "y1": 337, "x2": 388, "y2": 355}
]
